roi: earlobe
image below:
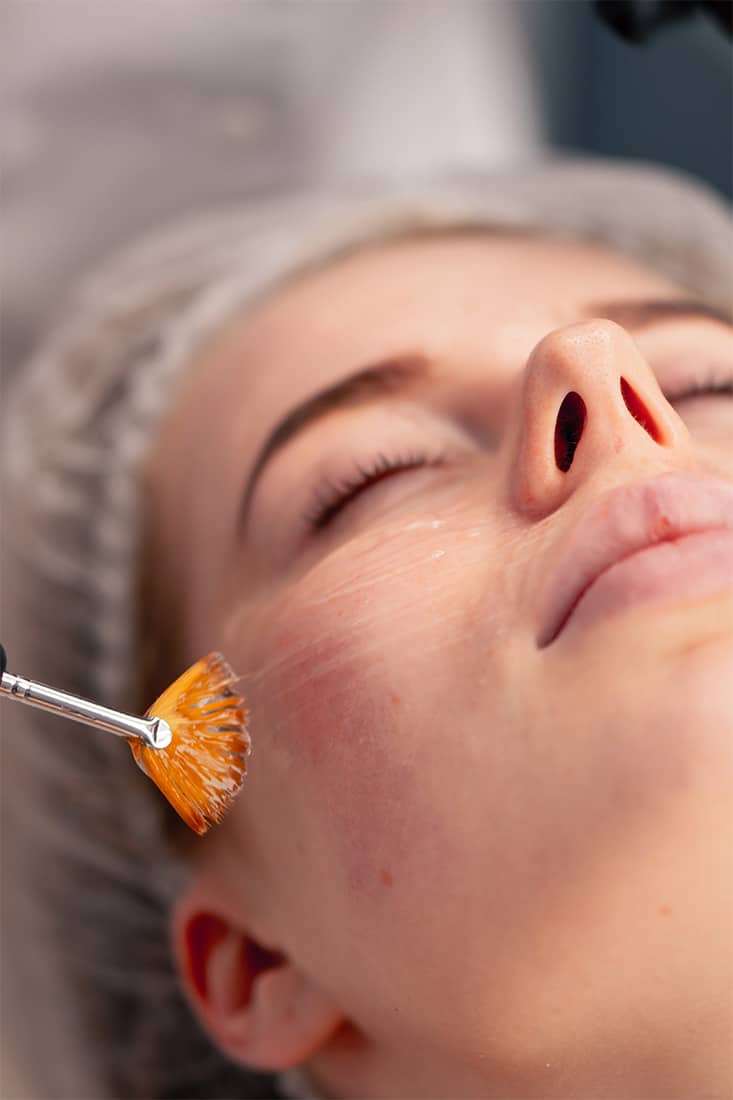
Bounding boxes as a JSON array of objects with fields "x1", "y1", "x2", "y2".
[{"x1": 171, "y1": 885, "x2": 344, "y2": 1071}]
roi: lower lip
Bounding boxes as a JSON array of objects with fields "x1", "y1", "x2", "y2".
[{"x1": 559, "y1": 528, "x2": 733, "y2": 642}]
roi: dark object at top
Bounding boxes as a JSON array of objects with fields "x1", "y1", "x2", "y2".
[{"x1": 594, "y1": 0, "x2": 732, "y2": 42}]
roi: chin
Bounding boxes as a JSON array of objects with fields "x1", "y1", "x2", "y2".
[
  {"x1": 652, "y1": 620, "x2": 733, "y2": 780},
  {"x1": 555, "y1": 594, "x2": 733, "y2": 769},
  {"x1": 651, "y1": 592, "x2": 733, "y2": 682},
  {"x1": 568, "y1": 589, "x2": 733, "y2": 664}
]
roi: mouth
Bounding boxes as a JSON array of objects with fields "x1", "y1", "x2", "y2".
[{"x1": 537, "y1": 472, "x2": 733, "y2": 648}]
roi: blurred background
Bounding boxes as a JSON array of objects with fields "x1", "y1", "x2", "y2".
[{"x1": 2, "y1": 0, "x2": 731, "y2": 384}]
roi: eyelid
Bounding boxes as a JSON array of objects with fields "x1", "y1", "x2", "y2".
[
  {"x1": 671, "y1": 382, "x2": 733, "y2": 401},
  {"x1": 304, "y1": 449, "x2": 448, "y2": 531},
  {"x1": 247, "y1": 419, "x2": 474, "y2": 569},
  {"x1": 250, "y1": 404, "x2": 469, "y2": 506},
  {"x1": 662, "y1": 366, "x2": 733, "y2": 403}
]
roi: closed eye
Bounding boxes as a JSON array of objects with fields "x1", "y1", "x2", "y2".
[
  {"x1": 666, "y1": 378, "x2": 733, "y2": 403},
  {"x1": 304, "y1": 451, "x2": 447, "y2": 531}
]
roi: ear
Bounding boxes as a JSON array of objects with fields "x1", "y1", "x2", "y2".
[{"x1": 171, "y1": 875, "x2": 344, "y2": 1071}]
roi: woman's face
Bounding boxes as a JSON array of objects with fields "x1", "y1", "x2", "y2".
[{"x1": 149, "y1": 233, "x2": 733, "y2": 1093}]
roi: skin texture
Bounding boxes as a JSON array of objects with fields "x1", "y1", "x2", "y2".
[{"x1": 146, "y1": 234, "x2": 733, "y2": 1099}]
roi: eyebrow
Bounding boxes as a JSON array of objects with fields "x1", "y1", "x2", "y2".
[
  {"x1": 237, "y1": 354, "x2": 431, "y2": 528},
  {"x1": 237, "y1": 297, "x2": 731, "y2": 531},
  {"x1": 584, "y1": 296, "x2": 733, "y2": 331}
]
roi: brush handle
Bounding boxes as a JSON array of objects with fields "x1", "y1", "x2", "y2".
[{"x1": 0, "y1": 645, "x2": 171, "y2": 750}]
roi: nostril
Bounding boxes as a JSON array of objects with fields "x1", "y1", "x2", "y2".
[
  {"x1": 620, "y1": 377, "x2": 662, "y2": 442},
  {"x1": 554, "y1": 391, "x2": 587, "y2": 472}
]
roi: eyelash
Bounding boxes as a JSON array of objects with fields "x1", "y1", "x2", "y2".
[
  {"x1": 304, "y1": 450, "x2": 446, "y2": 531},
  {"x1": 667, "y1": 375, "x2": 733, "y2": 403}
]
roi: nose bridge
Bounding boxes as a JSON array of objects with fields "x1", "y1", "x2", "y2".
[{"x1": 511, "y1": 318, "x2": 692, "y2": 518}]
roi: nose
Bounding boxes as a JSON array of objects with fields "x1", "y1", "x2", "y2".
[{"x1": 510, "y1": 319, "x2": 694, "y2": 519}]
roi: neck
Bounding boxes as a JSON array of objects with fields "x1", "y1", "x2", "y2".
[{"x1": 301, "y1": 1019, "x2": 732, "y2": 1099}]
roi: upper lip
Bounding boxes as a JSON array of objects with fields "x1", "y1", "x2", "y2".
[{"x1": 538, "y1": 471, "x2": 733, "y2": 647}]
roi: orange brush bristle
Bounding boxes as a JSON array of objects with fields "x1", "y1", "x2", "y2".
[{"x1": 128, "y1": 651, "x2": 250, "y2": 835}]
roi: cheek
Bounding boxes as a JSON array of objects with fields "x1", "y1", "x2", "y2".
[
  {"x1": 287, "y1": 648, "x2": 436, "y2": 894},
  {"x1": 254, "y1": 592, "x2": 451, "y2": 898},
  {"x1": 240, "y1": 527, "x2": 498, "y2": 899}
]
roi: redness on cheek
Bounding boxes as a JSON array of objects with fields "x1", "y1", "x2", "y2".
[
  {"x1": 258, "y1": 616, "x2": 440, "y2": 899},
  {"x1": 261, "y1": 621, "x2": 377, "y2": 768},
  {"x1": 239, "y1": 516, "x2": 505, "y2": 901}
]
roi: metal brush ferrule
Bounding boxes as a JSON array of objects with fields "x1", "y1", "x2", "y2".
[{"x1": 0, "y1": 671, "x2": 172, "y2": 749}]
